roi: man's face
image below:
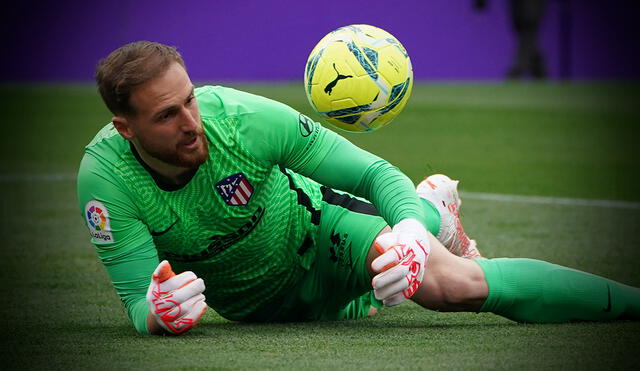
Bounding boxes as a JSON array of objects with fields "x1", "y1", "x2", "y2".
[{"x1": 116, "y1": 62, "x2": 208, "y2": 170}]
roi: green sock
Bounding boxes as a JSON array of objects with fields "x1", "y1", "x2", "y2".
[
  {"x1": 476, "y1": 258, "x2": 640, "y2": 323},
  {"x1": 419, "y1": 197, "x2": 441, "y2": 237}
]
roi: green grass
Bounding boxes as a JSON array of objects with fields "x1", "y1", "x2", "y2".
[{"x1": 1, "y1": 82, "x2": 640, "y2": 370}]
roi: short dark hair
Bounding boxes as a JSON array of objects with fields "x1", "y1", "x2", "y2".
[{"x1": 95, "y1": 41, "x2": 186, "y2": 116}]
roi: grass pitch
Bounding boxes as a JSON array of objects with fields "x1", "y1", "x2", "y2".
[{"x1": 1, "y1": 82, "x2": 639, "y2": 370}]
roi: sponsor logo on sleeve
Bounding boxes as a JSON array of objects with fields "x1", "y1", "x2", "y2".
[
  {"x1": 298, "y1": 113, "x2": 315, "y2": 137},
  {"x1": 84, "y1": 200, "x2": 114, "y2": 243}
]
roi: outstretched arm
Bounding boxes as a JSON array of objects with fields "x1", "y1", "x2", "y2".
[
  {"x1": 225, "y1": 86, "x2": 426, "y2": 227},
  {"x1": 77, "y1": 152, "x2": 206, "y2": 335},
  {"x1": 229, "y1": 88, "x2": 430, "y2": 305}
]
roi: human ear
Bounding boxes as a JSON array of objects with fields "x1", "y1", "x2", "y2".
[{"x1": 112, "y1": 116, "x2": 134, "y2": 140}]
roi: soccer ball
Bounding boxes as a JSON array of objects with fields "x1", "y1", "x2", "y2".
[{"x1": 304, "y1": 24, "x2": 413, "y2": 133}]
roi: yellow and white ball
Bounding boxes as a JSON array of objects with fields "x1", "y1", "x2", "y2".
[{"x1": 304, "y1": 24, "x2": 413, "y2": 132}]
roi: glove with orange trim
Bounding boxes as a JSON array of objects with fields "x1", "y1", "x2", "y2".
[
  {"x1": 371, "y1": 218, "x2": 430, "y2": 306},
  {"x1": 145, "y1": 260, "x2": 207, "y2": 335}
]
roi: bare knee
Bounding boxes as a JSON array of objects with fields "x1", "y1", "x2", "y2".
[
  {"x1": 365, "y1": 227, "x2": 488, "y2": 312},
  {"x1": 411, "y1": 235, "x2": 488, "y2": 312},
  {"x1": 434, "y1": 266, "x2": 486, "y2": 311}
]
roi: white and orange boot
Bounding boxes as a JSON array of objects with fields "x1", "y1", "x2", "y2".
[{"x1": 416, "y1": 174, "x2": 481, "y2": 259}]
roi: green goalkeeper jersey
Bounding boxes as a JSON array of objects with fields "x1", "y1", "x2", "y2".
[{"x1": 77, "y1": 86, "x2": 424, "y2": 333}]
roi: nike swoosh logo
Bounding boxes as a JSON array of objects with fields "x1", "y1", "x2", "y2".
[
  {"x1": 151, "y1": 220, "x2": 178, "y2": 236},
  {"x1": 603, "y1": 285, "x2": 612, "y2": 312}
]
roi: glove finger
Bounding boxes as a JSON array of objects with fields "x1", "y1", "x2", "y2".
[
  {"x1": 372, "y1": 262, "x2": 409, "y2": 289},
  {"x1": 372, "y1": 263, "x2": 410, "y2": 300},
  {"x1": 150, "y1": 296, "x2": 177, "y2": 315},
  {"x1": 170, "y1": 278, "x2": 206, "y2": 303},
  {"x1": 373, "y1": 232, "x2": 398, "y2": 254},
  {"x1": 383, "y1": 292, "x2": 408, "y2": 307},
  {"x1": 148, "y1": 283, "x2": 180, "y2": 314},
  {"x1": 169, "y1": 300, "x2": 208, "y2": 335},
  {"x1": 147, "y1": 279, "x2": 179, "y2": 307},
  {"x1": 374, "y1": 274, "x2": 410, "y2": 301},
  {"x1": 161, "y1": 271, "x2": 198, "y2": 291},
  {"x1": 182, "y1": 298, "x2": 208, "y2": 323},
  {"x1": 164, "y1": 293, "x2": 206, "y2": 320},
  {"x1": 152, "y1": 260, "x2": 175, "y2": 282},
  {"x1": 371, "y1": 245, "x2": 405, "y2": 273}
]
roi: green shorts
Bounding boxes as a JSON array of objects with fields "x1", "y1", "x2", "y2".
[{"x1": 280, "y1": 188, "x2": 388, "y2": 321}]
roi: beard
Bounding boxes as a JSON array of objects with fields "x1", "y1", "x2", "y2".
[{"x1": 137, "y1": 130, "x2": 209, "y2": 169}]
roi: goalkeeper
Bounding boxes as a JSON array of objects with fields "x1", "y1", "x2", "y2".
[{"x1": 77, "y1": 41, "x2": 640, "y2": 335}]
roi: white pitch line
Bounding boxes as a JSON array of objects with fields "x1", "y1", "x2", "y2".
[
  {"x1": 460, "y1": 191, "x2": 640, "y2": 210},
  {"x1": 1, "y1": 172, "x2": 638, "y2": 210}
]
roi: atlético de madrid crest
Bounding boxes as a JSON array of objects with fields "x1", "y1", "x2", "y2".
[{"x1": 215, "y1": 172, "x2": 254, "y2": 206}]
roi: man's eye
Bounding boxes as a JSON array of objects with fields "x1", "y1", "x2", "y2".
[{"x1": 157, "y1": 112, "x2": 172, "y2": 122}]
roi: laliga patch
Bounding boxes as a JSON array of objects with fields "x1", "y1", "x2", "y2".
[{"x1": 84, "y1": 200, "x2": 114, "y2": 243}]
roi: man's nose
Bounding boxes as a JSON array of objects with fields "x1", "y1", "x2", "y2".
[{"x1": 179, "y1": 108, "x2": 199, "y2": 132}]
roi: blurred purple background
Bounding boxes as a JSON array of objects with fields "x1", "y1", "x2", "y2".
[{"x1": 1, "y1": 0, "x2": 638, "y2": 82}]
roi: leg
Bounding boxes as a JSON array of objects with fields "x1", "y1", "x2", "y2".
[
  {"x1": 476, "y1": 257, "x2": 640, "y2": 322},
  {"x1": 411, "y1": 234, "x2": 487, "y2": 311},
  {"x1": 367, "y1": 229, "x2": 488, "y2": 312},
  {"x1": 367, "y1": 228, "x2": 640, "y2": 322}
]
